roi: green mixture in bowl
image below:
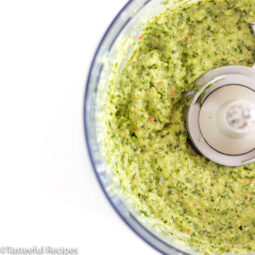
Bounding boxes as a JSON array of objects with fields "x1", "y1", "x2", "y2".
[{"x1": 103, "y1": 0, "x2": 255, "y2": 253}]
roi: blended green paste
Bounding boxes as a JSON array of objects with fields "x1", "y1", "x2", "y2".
[{"x1": 103, "y1": 0, "x2": 255, "y2": 253}]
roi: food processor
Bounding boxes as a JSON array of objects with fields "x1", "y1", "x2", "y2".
[{"x1": 84, "y1": 0, "x2": 255, "y2": 254}]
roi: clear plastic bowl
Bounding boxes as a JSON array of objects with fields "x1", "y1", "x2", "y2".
[{"x1": 84, "y1": 1, "x2": 197, "y2": 254}]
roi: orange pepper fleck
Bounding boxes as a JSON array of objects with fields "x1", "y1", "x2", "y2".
[
  {"x1": 245, "y1": 178, "x2": 255, "y2": 184},
  {"x1": 148, "y1": 118, "x2": 154, "y2": 123},
  {"x1": 184, "y1": 35, "x2": 189, "y2": 40},
  {"x1": 212, "y1": 177, "x2": 217, "y2": 182},
  {"x1": 138, "y1": 33, "x2": 144, "y2": 40},
  {"x1": 170, "y1": 90, "x2": 175, "y2": 98},
  {"x1": 186, "y1": 229, "x2": 191, "y2": 233}
]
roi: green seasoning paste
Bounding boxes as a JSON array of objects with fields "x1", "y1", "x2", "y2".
[{"x1": 103, "y1": 0, "x2": 255, "y2": 253}]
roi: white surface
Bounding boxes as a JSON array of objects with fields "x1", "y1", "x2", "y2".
[{"x1": 0, "y1": 1, "x2": 158, "y2": 255}]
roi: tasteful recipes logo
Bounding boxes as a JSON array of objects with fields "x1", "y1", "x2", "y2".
[{"x1": 0, "y1": 247, "x2": 79, "y2": 255}]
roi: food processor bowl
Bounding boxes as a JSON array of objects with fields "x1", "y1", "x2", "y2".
[{"x1": 84, "y1": 0, "x2": 215, "y2": 254}]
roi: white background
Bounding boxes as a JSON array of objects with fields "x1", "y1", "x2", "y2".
[{"x1": 0, "y1": 1, "x2": 158, "y2": 255}]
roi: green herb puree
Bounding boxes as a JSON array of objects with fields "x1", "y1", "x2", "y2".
[{"x1": 103, "y1": 0, "x2": 255, "y2": 253}]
